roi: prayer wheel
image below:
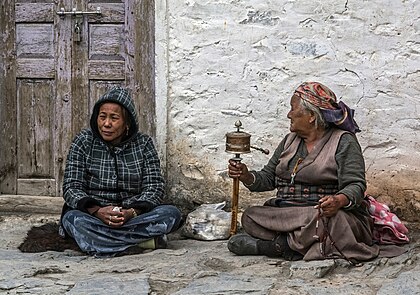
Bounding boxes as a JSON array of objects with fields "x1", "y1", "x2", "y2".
[
  {"x1": 225, "y1": 121, "x2": 251, "y2": 156},
  {"x1": 225, "y1": 120, "x2": 269, "y2": 236},
  {"x1": 226, "y1": 120, "x2": 269, "y2": 157}
]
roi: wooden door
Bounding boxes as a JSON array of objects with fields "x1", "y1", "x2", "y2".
[{"x1": 0, "y1": 0, "x2": 156, "y2": 197}]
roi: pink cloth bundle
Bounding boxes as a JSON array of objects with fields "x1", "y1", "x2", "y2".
[{"x1": 366, "y1": 195, "x2": 409, "y2": 245}]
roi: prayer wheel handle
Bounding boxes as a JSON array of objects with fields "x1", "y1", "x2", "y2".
[{"x1": 250, "y1": 145, "x2": 269, "y2": 155}]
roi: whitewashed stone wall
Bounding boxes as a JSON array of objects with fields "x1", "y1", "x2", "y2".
[{"x1": 155, "y1": 1, "x2": 420, "y2": 220}]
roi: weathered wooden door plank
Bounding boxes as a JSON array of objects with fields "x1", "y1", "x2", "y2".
[
  {"x1": 12, "y1": 0, "x2": 58, "y2": 196},
  {"x1": 17, "y1": 80, "x2": 54, "y2": 178},
  {"x1": 55, "y1": 0, "x2": 73, "y2": 197},
  {"x1": 0, "y1": 0, "x2": 18, "y2": 194},
  {"x1": 131, "y1": 0, "x2": 156, "y2": 138}
]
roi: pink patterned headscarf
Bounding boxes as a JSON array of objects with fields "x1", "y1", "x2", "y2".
[
  {"x1": 294, "y1": 82, "x2": 361, "y2": 133},
  {"x1": 294, "y1": 82, "x2": 338, "y2": 110}
]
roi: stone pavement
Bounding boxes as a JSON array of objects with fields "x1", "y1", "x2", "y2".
[{"x1": 1, "y1": 213, "x2": 419, "y2": 295}]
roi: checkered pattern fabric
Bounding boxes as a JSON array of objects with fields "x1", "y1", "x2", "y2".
[{"x1": 63, "y1": 87, "x2": 164, "y2": 211}]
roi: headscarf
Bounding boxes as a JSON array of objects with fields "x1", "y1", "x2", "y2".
[{"x1": 294, "y1": 82, "x2": 360, "y2": 133}]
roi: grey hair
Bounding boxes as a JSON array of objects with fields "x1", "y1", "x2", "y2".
[{"x1": 299, "y1": 98, "x2": 329, "y2": 130}]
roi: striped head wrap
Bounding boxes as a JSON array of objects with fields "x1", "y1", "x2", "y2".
[{"x1": 294, "y1": 82, "x2": 361, "y2": 133}]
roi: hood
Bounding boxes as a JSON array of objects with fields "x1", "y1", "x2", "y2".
[{"x1": 90, "y1": 86, "x2": 139, "y2": 144}]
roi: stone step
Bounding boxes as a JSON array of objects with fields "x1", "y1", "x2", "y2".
[{"x1": 0, "y1": 195, "x2": 63, "y2": 214}]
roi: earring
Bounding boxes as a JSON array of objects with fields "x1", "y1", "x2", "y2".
[{"x1": 126, "y1": 126, "x2": 129, "y2": 135}]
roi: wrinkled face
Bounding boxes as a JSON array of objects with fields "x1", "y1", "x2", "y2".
[
  {"x1": 287, "y1": 95, "x2": 313, "y2": 134},
  {"x1": 97, "y1": 102, "x2": 127, "y2": 145}
]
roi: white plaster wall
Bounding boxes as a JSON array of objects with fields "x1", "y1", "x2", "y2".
[{"x1": 156, "y1": 0, "x2": 420, "y2": 219}]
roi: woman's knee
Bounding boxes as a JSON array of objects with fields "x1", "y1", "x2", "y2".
[
  {"x1": 62, "y1": 210, "x2": 99, "y2": 233},
  {"x1": 62, "y1": 210, "x2": 83, "y2": 226},
  {"x1": 241, "y1": 206, "x2": 257, "y2": 228},
  {"x1": 155, "y1": 205, "x2": 182, "y2": 220}
]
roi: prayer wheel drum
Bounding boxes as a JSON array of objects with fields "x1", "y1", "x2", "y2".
[{"x1": 225, "y1": 121, "x2": 251, "y2": 155}]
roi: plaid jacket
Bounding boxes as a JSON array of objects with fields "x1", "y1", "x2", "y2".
[{"x1": 62, "y1": 87, "x2": 164, "y2": 213}]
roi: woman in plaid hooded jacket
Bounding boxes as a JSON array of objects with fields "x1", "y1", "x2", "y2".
[{"x1": 60, "y1": 86, "x2": 181, "y2": 257}]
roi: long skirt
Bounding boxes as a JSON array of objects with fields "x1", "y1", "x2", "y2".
[
  {"x1": 61, "y1": 205, "x2": 182, "y2": 256},
  {"x1": 242, "y1": 205, "x2": 380, "y2": 261}
]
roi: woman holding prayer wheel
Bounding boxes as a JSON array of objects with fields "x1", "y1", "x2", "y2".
[{"x1": 227, "y1": 82, "x2": 408, "y2": 262}]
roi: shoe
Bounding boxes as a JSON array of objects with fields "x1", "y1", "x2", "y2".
[
  {"x1": 138, "y1": 235, "x2": 168, "y2": 250},
  {"x1": 155, "y1": 234, "x2": 168, "y2": 249},
  {"x1": 271, "y1": 234, "x2": 303, "y2": 261},
  {"x1": 227, "y1": 234, "x2": 260, "y2": 256},
  {"x1": 228, "y1": 233, "x2": 303, "y2": 259},
  {"x1": 258, "y1": 234, "x2": 303, "y2": 259}
]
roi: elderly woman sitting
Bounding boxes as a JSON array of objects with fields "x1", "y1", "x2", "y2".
[{"x1": 227, "y1": 82, "x2": 382, "y2": 262}]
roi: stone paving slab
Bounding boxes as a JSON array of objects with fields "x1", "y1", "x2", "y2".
[{"x1": 1, "y1": 214, "x2": 419, "y2": 294}]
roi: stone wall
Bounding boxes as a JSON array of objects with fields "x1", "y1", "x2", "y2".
[{"x1": 155, "y1": 1, "x2": 420, "y2": 220}]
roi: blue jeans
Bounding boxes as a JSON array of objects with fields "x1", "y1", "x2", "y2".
[{"x1": 61, "y1": 205, "x2": 182, "y2": 256}]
